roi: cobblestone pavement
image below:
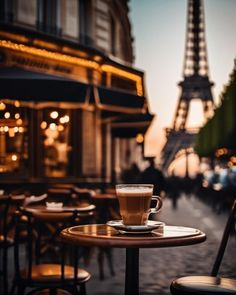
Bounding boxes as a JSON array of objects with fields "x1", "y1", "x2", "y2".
[{"x1": 83, "y1": 193, "x2": 236, "y2": 295}]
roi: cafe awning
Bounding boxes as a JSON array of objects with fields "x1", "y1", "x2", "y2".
[
  {"x1": 93, "y1": 86, "x2": 146, "y2": 114},
  {"x1": 0, "y1": 67, "x2": 149, "y2": 114},
  {"x1": 111, "y1": 112, "x2": 154, "y2": 138},
  {"x1": 0, "y1": 67, "x2": 89, "y2": 106}
]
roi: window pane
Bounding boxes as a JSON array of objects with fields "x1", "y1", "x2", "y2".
[
  {"x1": 16, "y1": 0, "x2": 37, "y2": 26},
  {"x1": 0, "y1": 101, "x2": 29, "y2": 174},
  {"x1": 41, "y1": 108, "x2": 72, "y2": 177},
  {"x1": 61, "y1": 0, "x2": 79, "y2": 38}
]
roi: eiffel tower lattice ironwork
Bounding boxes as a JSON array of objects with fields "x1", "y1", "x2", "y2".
[{"x1": 161, "y1": 0, "x2": 215, "y2": 175}]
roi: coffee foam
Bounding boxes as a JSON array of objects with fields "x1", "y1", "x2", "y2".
[{"x1": 116, "y1": 187, "x2": 152, "y2": 195}]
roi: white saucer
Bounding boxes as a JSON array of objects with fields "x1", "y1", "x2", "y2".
[{"x1": 107, "y1": 220, "x2": 164, "y2": 234}]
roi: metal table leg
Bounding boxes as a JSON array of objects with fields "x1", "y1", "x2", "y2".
[{"x1": 125, "y1": 248, "x2": 139, "y2": 295}]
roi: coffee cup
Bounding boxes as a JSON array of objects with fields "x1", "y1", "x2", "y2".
[{"x1": 116, "y1": 184, "x2": 162, "y2": 226}]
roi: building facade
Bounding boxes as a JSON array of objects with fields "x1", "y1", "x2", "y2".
[{"x1": 0, "y1": 0, "x2": 153, "y2": 185}]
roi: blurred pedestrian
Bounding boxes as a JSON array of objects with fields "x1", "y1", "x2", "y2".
[
  {"x1": 121, "y1": 162, "x2": 141, "y2": 183},
  {"x1": 141, "y1": 157, "x2": 166, "y2": 196}
]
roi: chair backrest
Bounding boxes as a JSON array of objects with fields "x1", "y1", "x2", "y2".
[
  {"x1": 23, "y1": 193, "x2": 48, "y2": 207},
  {"x1": 211, "y1": 199, "x2": 236, "y2": 276},
  {"x1": 0, "y1": 195, "x2": 10, "y2": 242},
  {"x1": 13, "y1": 208, "x2": 79, "y2": 282}
]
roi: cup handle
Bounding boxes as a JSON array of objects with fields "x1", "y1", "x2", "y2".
[{"x1": 149, "y1": 195, "x2": 163, "y2": 214}]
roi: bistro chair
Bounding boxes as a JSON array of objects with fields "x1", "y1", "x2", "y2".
[
  {"x1": 170, "y1": 199, "x2": 236, "y2": 295},
  {"x1": 0, "y1": 195, "x2": 14, "y2": 294},
  {"x1": 23, "y1": 193, "x2": 48, "y2": 207},
  {"x1": 11, "y1": 208, "x2": 91, "y2": 295},
  {"x1": 92, "y1": 190, "x2": 117, "y2": 280}
]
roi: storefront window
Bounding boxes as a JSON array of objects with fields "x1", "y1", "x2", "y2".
[
  {"x1": 15, "y1": 0, "x2": 37, "y2": 27},
  {"x1": 0, "y1": 100, "x2": 29, "y2": 174},
  {"x1": 41, "y1": 108, "x2": 72, "y2": 177},
  {"x1": 61, "y1": 0, "x2": 79, "y2": 39}
]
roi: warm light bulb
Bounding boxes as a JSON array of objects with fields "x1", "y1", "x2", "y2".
[
  {"x1": 58, "y1": 125, "x2": 64, "y2": 131},
  {"x1": 4, "y1": 112, "x2": 10, "y2": 119},
  {"x1": 12, "y1": 154, "x2": 17, "y2": 161},
  {"x1": 15, "y1": 113, "x2": 20, "y2": 119},
  {"x1": 136, "y1": 133, "x2": 144, "y2": 143},
  {"x1": 63, "y1": 115, "x2": 70, "y2": 123},
  {"x1": 50, "y1": 111, "x2": 59, "y2": 119},
  {"x1": 0, "y1": 101, "x2": 6, "y2": 110},
  {"x1": 60, "y1": 115, "x2": 70, "y2": 124},
  {"x1": 40, "y1": 121, "x2": 47, "y2": 129},
  {"x1": 49, "y1": 123, "x2": 57, "y2": 130},
  {"x1": 14, "y1": 101, "x2": 20, "y2": 107}
]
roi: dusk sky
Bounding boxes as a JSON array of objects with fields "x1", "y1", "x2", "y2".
[{"x1": 129, "y1": 0, "x2": 236, "y2": 163}]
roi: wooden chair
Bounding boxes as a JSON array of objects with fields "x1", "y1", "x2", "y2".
[
  {"x1": 170, "y1": 199, "x2": 236, "y2": 295},
  {"x1": 0, "y1": 195, "x2": 14, "y2": 294},
  {"x1": 11, "y1": 209, "x2": 91, "y2": 295},
  {"x1": 23, "y1": 193, "x2": 48, "y2": 207}
]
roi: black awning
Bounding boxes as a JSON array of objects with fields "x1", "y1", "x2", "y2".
[
  {"x1": 111, "y1": 113, "x2": 154, "y2": 138},
  {"x1": 94, "y1": 86, "x2": 146, "y2": 113},
  {"x1": 0, "y1": 67, "x2": 89, "y2": 103}
]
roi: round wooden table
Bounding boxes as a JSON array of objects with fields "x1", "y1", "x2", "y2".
[
  {"x1": 22, "y1": 204, "x2": 96, "y2": 222},
  {"x1": 24, "y1": 203, "x2": 96, "y2": 213},
  {"x1": 60, "y1": 224, "x2": 206, "y2": 295}
]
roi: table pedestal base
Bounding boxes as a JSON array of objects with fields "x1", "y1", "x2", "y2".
[{"x1": 125, "y1": 248, "x2": 139, "y2": 295}]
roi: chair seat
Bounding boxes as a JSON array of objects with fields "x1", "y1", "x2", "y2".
[
  {"x1": 20, "y1": 264, "x2": 91, "y2": 284},
  {"x1": 171, "y1": 276, "x2": 236, "y2": 294}
]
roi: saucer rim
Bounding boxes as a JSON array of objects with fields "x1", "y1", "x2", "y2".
[{"x1": 106, "y1": 220, "x2": 164, "y2": 233}]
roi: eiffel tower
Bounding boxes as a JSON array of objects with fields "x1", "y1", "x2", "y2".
[{"x1": 161, "y1": 0, "x2": 215, "y2": 176}]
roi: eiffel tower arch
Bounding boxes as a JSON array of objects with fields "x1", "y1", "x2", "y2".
[{"x1": 161, "y1": 0, "x2": 215, "y2": 176}]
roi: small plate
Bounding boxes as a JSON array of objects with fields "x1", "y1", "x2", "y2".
[
  {"x1": 107, "y1": 220, "x2": 164, "y2": 234},
  {"x1": 76, "y1": 204, "x2": 96, "y2": 211}
]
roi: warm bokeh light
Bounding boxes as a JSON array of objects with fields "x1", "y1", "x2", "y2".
[
  {"x1": 11, "y1": 154, "x2": 17, "y2": 161},
  {"x1": 136, "y1": 133, "x2": 144, "y2": 143},
  {"x1": 50, "y1": 111, "x2": 59, "y2": 119},
  {"x1": 0, "y1": 101, "x2": 6, "y2": 110},
  {"x1": 49, "y1": 123, "x2": 57, "y2": 130},
  {"x1": 14, "y1": 100, "x2": 20, "y2": 107},
  {"x1": 60, "y1": 115, "x2": 70, "y2": 124},
  {"x1": 41, "y1": 121, "x2": 47, "y2": 129},
  {"x1": 9, "y1": 128, "x2": 15, "y2": 137},
  {"x1": 4, "y1": 112, "x2": 10, "y2": 119},
  {"x1": 57, "y1": 125, "x2": 64, "y2": 131},
  {"x1": 16, "y1": 118, "x2": 23, "y2": 125}
]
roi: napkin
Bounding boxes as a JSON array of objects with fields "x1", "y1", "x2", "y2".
[{"x1": 46, "y1": 202, "x2": 63, "y2": 210}]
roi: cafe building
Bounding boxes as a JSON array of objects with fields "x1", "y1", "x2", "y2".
[{"x1": 0, "y1": 0, "x2": 153, "y2": 186}]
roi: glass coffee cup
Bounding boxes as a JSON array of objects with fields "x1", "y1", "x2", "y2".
[{"x1": 116, "y1": 184, "x2": 162, "y2": 226}]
